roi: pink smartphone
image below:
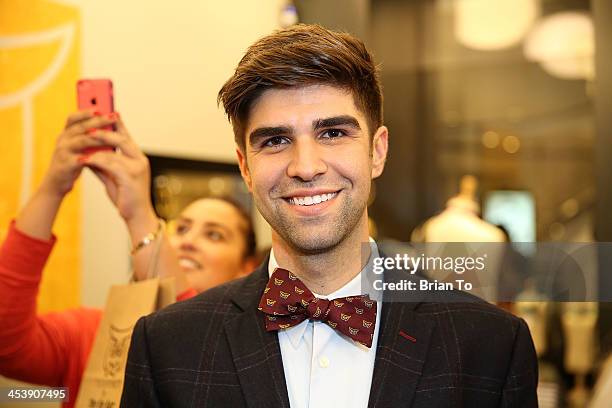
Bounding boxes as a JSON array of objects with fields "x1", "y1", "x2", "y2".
[{"x1": 76, "y1": 78, "x2": 115, "y2": 153}]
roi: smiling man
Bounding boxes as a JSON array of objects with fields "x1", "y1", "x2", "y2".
[
  {"x1": 236, "y1": 84, "x2": 387, "y2": 296},
  {"x1": 121, "y1": 24, "x2": 538, "y2": 407}
]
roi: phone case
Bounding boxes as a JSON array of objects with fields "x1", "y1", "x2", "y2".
[{"x1": 76, "y1": 79, "x2": 115, "y2": 154}]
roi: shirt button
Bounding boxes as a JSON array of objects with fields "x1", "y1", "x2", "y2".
[{"x1": 319, "y1": 356, "x2": 330, "y2": 368}]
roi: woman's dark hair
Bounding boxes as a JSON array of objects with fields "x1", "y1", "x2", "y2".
[{"x1": 214, "y1": 196, "x2": 257, "y2": 259}]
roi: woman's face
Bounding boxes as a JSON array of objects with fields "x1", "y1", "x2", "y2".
[{"x1": 168, "y1": 198, "x2": 252, "y2": 292}]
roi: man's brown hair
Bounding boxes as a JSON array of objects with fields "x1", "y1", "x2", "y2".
[{"x1": 217, "y1": 24, "x2": 383, "y2": 151}]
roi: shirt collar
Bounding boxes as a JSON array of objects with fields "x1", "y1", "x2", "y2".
[{"x1": 267, "y1": 239, "x2": 379, "y2": 348}]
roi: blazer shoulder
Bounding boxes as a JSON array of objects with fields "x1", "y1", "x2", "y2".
[
  {"x1": 148, "y1": 266, "x2": 269, "y2": 323},
  {"x1": 141, "y1": 277, "x2": 245, "y2": 330},
  {"x1": 415, "y1": 288, "x2": 529, "y2": 346}
]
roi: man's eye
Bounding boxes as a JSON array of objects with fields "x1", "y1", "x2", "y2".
[
  {"x1": 321, "y1": 129, "x2": 346, "y2": 139},
  {"x1": 263, "y1": 136, "x2": 289, "y2": 148}
]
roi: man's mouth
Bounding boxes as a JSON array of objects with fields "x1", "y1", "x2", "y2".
[
  {"x1": 178, "y1": 257, "x2": 203, "y2": 270},
  {"x1": 285, "y1": 191, "x2": 339, "y2": 206}
]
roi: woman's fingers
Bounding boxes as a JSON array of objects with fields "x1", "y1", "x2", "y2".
[
  {"x1": 114, "y1": 112, "x2": 129, "y2": 136},
  {"x1": 80, "y1": 150, "x2": 127, "y2": 181},
  {"x1": 64, "y1": 110, "x2": 94, "y2": 128},
  {"x1": 65, "y1": 134, "x2": 111, "y2": 153},
  {"x1": 64, "y1": 114, "x2": 117, "y2": 138},
  {"x1": 88, "y1": 129, "x2": 142, "y2": 159}
]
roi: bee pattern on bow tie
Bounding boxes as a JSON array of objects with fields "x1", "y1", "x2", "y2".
[
  {"x1": 287, "y1": 305, "x2": 297, "y2": 312},
  {"x1": 268, "y1": 316, "x2": 277, "y2": 321},
  {"x1": 346, "y1": 297, "x2": 354, "y2": 303},
  {"x1": 313, "y1": 307, "x2": 322, "y2": 318},
  {"x1": 327, "y1": 321, "x2": 338, "y2": 328},
  {"x1": 266, "y1": 299, "x2": 276, "y2": 306},
  {"x1": 278, "y1": 324, "x2": 291, "y2": 329},
  {"x1": 288, "y1": 272, "x2": 298, "y2": 280},
  {"x1": 274, "y1": 278, "x2": 284, "y2": 285},
  {"x1": 264, "y1": 287, "x2": 270, "y2": 294},
  {"x1": 301, "y1": 299, "x2": 309, "y2": 308},
  {"x1": 364, "y1": 300, "x2": 374, "y2": 308},
  {"x1": 333, "y1": 300, "x2": 344, "y2": 307},
  {"x1": 340, "y1": 313, "x2": 351, "y2": 321},
  {"x1": 362, "y1": 320, "x2": 373, "y2": 328},
  {"x1": 348, "y1": 327, "x2": 359, "y2": 336},
  {"x1": 290, "y1": 315, "x2": 300, "y2": 320},
  {"x1": 279, "y1": 291, "x2": 290, "y2": 299},
  {"x1": 355, "y1": 307, "x2": 364, "y2": 314},
  {"x1": 294, "y1": 286, "x2": 304, "y2": 294}
]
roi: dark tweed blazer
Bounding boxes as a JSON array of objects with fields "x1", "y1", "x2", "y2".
[{"x1": 120, "y1": 256, "x2": 538, "y2": 407}]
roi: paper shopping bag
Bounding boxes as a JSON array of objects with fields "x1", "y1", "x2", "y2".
[{"x1": 75, "y1": 277, "x2": 175, "y2": 408}]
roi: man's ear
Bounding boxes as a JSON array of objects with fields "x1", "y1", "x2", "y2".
[
  {"x1": 371, "y1": 126, "x2": 388, "y2": 179},
  {"x1": 236, "y1": 146, "x2": 253, "y2": 192}
]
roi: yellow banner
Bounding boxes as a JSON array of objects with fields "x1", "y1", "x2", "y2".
[{"x1": 0, "y1": 0, "x2": 81, "y2": 312}]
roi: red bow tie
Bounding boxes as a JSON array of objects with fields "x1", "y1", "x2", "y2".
[{"x1": 258, "y1": 268, "x2": 377, "y2": 348}]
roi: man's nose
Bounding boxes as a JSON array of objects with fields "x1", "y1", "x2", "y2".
[{"x1": 286, "y1": 137, "x2": 327, "y2": 181}]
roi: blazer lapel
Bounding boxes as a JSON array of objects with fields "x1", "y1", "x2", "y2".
[
  {"x1": 224, "y1": 261, "x2": 291, "y2": 408},
  {"x1": 367, "y1": 270, "x2": 435, "y2": 408}
]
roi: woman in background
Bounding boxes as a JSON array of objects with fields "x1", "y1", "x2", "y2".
[{"x1": 0, "y1": 110, "x2": 258, "y2": 407}]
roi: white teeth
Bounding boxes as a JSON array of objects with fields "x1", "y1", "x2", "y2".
[
  {"x1": 289, "y1": 192, "x2": 337, "y2": 206},
  {"x1": 179, "y1": 258, "x2": 201, "y2": 270}
]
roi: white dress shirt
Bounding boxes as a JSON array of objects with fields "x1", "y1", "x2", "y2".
[{"x1": 268, "y1": 242, "x2": 382, "y2": 408}]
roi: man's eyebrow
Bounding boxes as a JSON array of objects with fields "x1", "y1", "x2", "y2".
[
  {"x1": 248, "y1": 115, "x2": 361, "y2": 146},
  {"x1": 249, "y1": 126, "x2": 293, "y2": 145},
  {"x1": 313, "y1": 115, "x2": 361, "y2": 131}
]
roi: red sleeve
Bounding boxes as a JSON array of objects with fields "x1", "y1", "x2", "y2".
[{"x1": 0, "y1": 221, "x2": 102, "y2": 397}]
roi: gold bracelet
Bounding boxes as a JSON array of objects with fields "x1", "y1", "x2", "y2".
[{"x1": 131, "y1": 218, "x2": 166, "y2": 255}]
